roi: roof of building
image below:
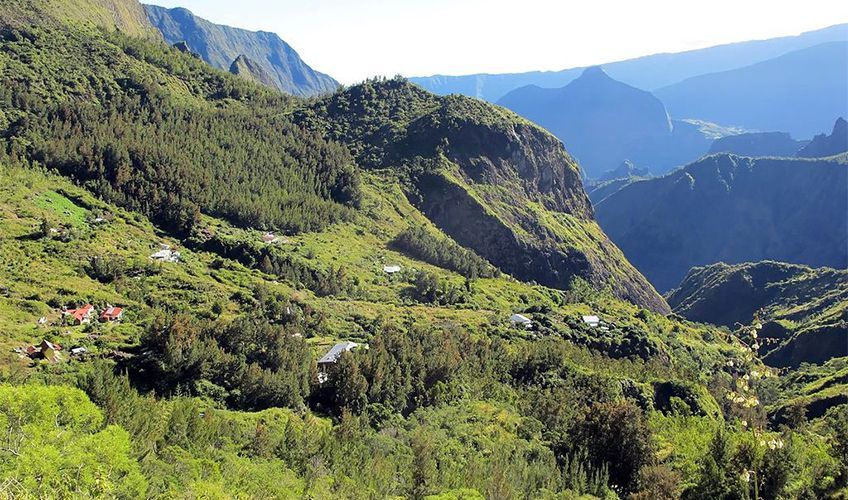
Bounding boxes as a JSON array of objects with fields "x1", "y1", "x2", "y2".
[
  {"x1": 318, "y1": 341, "x2": 358, "y2": 364},
  {"x1": 582, "y1": 315, "x2": 601, "y2": 325},
  {"x1": 510, "y1": 313, "x2": 532, "y2": 324},
  {"x1": 100, "y1": 306, "x2": 123, "y2": 320},
  {"x1": 383, "y1": 265, "x2": 402, "y2": 274},
  {"x1": 39, "y1": 339, "x2": 61, "y2": 351},
  {"x1": 67, "y1": 304, "x2": 94, "y2": 322}
]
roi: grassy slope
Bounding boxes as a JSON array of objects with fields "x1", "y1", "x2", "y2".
[
  {"x1": 0, "y1": 161, "x2": 755, "y2": 394},
  {"x1": 3, "y1": 0, "x2": 157, "y2": 38}
]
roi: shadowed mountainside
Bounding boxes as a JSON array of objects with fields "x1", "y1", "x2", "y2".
[{"x1": 144, "y1": 4, "x2": 338, "y2": 96}]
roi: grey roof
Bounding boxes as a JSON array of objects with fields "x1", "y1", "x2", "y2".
[
  {"x1": 318, "y1": 341, "x2": 358, "y2": 364},
  {"x1": 510, "y1": 313, "x2": 532, "y2": 324}
]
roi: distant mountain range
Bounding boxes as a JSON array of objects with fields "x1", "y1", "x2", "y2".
[
  {"x1": 144, "y1": 5, "x2": 338, "y2": 96},
  {"x1": 498, "y1": 67, "x2": 743, "y2": 177},
  {"x1": 595, "y1": 153, "x2": 848, "y2": 292},
  {"x1": 708, "y1": 132, "x2": 808, "y2": 157},
  {"x1": 655, "y1": 42, "x2": 848, "y2": 138},
  {"x1": 499, "y1": 67, "x2": 672, "y2": 177},
  {"x1": 410, "y1": 24, "x2": 848, "y2": 102},
  {"x1": 668, "y1": 261, "x2": 847, "y2": 368}
]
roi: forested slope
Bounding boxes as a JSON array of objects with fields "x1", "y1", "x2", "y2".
[{"x1": 0, "y1": 1, "x2": 846, "y2": 498}]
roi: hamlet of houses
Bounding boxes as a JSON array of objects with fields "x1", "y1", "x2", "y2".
[{"x1": 62, "y1": 304, "x2": 125, "y2": 325}]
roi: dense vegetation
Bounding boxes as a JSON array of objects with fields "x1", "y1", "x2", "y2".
[
  {"x1": 0, "y1": 18, "x2": 359, "y2": 235},
  {"x1": 392, "y1": 226, "x2": 498, "y2": 279},
  {"x1": 0, "y1": 1, "x2": 847, "y2": 498}
]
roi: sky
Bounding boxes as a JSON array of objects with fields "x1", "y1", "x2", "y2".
[{"x1": 144, "y1": 0, "x2": 848, "y2": 84}]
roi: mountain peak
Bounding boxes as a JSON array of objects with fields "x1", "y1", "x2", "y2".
[
  {"x1": 797, "y1": 116, "x2": 848, "y2": 158},
  {"x1": 580, "y1": 65, "x2": 611, "y2": 80}
]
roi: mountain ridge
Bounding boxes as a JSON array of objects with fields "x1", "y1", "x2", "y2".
[
  {"x1": 655, "y1": 42, "x2": 848, "y2": 138},
  {"x1": 410, "y1": 23, "x2": 848, "y2": 101},
  {"x1": 595, "y1": 153, "x2": 848, "y2": 291},
  {"x1": 144, "y1": 4, "x2": 338, "y2": 96}
]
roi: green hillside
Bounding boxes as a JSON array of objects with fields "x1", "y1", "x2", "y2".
[
  {"x1": 669, "y1": 261, "x2": 847, "y2": 366},
  {"x1": 0, "y1": 1, "x2": 846, "y2": 498}
]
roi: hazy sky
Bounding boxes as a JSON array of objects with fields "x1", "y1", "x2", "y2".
[{"x1": 144, "y1": 0, "x2": 848, "y2": 84}]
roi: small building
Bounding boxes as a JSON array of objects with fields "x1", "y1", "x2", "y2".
[
  {"x1": 65, "y1": 304, "x2": 94, "y2": 325},
  {"x1": 383, "y1": 265, "x2": 402, "y2": 274},
  {"x1": 100, "y1": 306, "x2": 124, "y2": 323},
  {"x1": 71, "y1": 347, "x2": 88, "y2": 356},
  {"x1": 510, "y1": 313, "x2": 533, "y2": 328},
  {"x1": 150, "y1": 248, "x2": 181, "y2": 263},
  {"x1": 317, "y1": 341, "x2": 359, "y2": 383},
  {"x1": 262, "y1": 232, "x2": 282, "y2": 244},
  {"x1": 26, "y1": 340, "x2": 62, "y2": 362},
  {"x1": 582, "y1": 315, "x2": 601, "y2": 328}
]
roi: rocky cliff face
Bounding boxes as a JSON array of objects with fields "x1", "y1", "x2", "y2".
[
  {"x1": 144, "y1": 5, "x2": 338, "y2": 97},
  {"x1": 297, "y1": 80, "x2": 670, "y2": 312},
  {"x1": 229, "y1": 54, "x2": 277, "y2": 89},
  {"x1": 798, "y1": 117, "x2": 848, "y2": 158},
  {"x1": 596, "y1": 153, "x2": 848, "y2": 291}
]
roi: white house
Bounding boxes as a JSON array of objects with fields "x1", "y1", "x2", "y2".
[
  {"x1": 150, "y1": 249, "x2": 181, "y2": 263},
  {"x1": 510, "y1": 313, "x2": 533, "y2": 328},
  {"x1": 582, "y1": 315, "x2": 601, "y2": 328},
  {"x1": 383, "y1": 265, "x2": 402, "y2": 274}
]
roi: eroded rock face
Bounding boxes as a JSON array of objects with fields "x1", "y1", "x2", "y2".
[
  {"x1": 402, "y1": 100, "x2": 668, "y2": 312},
  {"x1": 298, "y1": 80, "x2": 670, "y2": 312},
  {"x1": 597, "y1": 153, "x2": 848, "y2": 291},
  {"x1": 229, "y1": 54, "x2": 277, "y2": 89}
]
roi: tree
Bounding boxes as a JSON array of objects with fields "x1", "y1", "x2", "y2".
[
  {"x1": 333, "y1": 352, "x2": 368, "y2": 414},
  {"x1": 0, "y1": 384, "x2": 147, "y2": 498},
  {"x1": 570, "y1": 400, "x2": 654, "y2": 494}
]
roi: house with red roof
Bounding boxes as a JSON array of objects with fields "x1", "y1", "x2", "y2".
[
  {"x1": 64, "y1": 304, "x2": 94, "y2": 325},
  {"x1": 99, "y1": 306, "x2": 124, "y2": 323}
]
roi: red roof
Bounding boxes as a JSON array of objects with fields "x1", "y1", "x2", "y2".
[
  {"x1": 100, "y1": 306, "x2": 123, "y2": 321},
  {"x1": 66, "y1": 304, "x2": 94, "y2": 323}
]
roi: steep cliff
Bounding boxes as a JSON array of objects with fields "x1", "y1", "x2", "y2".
[
  {"x1": 297, "y1": 79, "x2": 670, "y2": 312},
  {"x1": 145, "y1": 5, "x2": 338, "y2": 97},
  {"x1": 229, "y1": 54, "x2": 277, "y2": 89},
  {"x1": 798, "y1": 117, "x2": 848, "y2": 158},
  {"x1": 596, "y1": 153, "x2": 848, "y2": 291},
  {"x1": 668, "y1": 261, "x2": 847, "y2": 368}
]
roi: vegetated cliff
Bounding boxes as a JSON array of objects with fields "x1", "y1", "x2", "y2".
[
  {"x1": 797, "y1": 117, "x2": 848, "y2": 158},
  {"x1": 296, "y1": 79, "x2": 670, "y2": 312},
  {"x1": 145, "y1": 5, "x2": 338, "y2": 96},
  {"x1": 668, "y1": 261, "x2": 847, "y2": 369},
  {"x1": 595, "y1": 153, "x2": 848, "y2": 292},
  {"x1": 1, "y1": 0, "x2": 158, "y2": 38}
]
